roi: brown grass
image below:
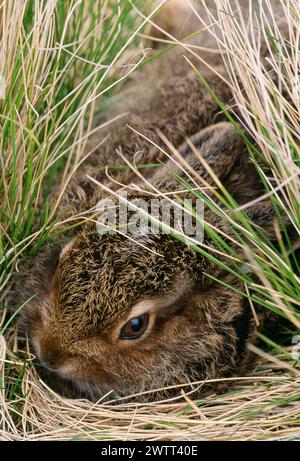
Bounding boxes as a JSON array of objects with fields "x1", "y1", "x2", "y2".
[{"x1": 1, "y1": 332, "x2": 300, "y2": 440}]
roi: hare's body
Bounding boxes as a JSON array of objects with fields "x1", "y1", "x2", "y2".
[{"x1": 22, "y1": 1, "x2": 285, "y2": 400}]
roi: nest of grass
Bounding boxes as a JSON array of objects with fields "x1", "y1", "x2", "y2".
[
  {"x1": 1, "y1": 0, "x2": 299, "y2": 441},
  {"x1": 1, "y1": 331, "x2": 300, "y2": 441}
]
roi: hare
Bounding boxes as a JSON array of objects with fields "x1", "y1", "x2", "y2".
[{"x1": 21, "y1": 1, "x2": 286, "y2": 400}]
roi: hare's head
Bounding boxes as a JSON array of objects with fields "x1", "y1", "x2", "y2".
[
  {"x1": 23, "y1": 226, "x2": 255, "y2": 398},
  {"x1": 23, "y1": 123, "x2": 267, "y2": 399}
]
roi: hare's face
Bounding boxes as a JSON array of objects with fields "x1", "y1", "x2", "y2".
[{"x1": 24, "y1": 227, "x2": 254, "y2": 398}]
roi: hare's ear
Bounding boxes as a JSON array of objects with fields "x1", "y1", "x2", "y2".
[
  {"x1": 177, "y1": 122, "x2": 284, "y2": 239},
  {"x1": 178, "y1": 121, "x2": 248, "y2": 184}
]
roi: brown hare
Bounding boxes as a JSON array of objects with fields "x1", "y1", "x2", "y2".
[{"x1": 21, "y1": 1, "x2": 287, "y2": 400}]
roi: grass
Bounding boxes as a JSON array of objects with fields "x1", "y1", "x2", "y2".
[
  {"x1": 187, "y1": 0, "x2": 300, "y2": 332},
  {"x1": 0, "y1": 0, "x2": 154, "y2": 292},
  {"x1": 1, "y1": 0, "x2": 300, "y2": 441}
]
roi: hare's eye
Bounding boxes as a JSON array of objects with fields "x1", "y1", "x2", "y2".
[{"x1": 119, "y1": 313, "x2": 149, "y2": 340}]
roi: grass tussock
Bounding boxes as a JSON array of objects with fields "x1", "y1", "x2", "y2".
[{"x1": 1, "y1": 0, "x2": 300, "y2": 440}]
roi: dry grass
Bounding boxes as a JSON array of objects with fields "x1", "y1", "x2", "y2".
[
  {"x1": 1, "y1": 0, "x2": 299, "y2": 441},
  {"x1": 1, "y1": 331, "x2": 300, "y2": 440}
]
